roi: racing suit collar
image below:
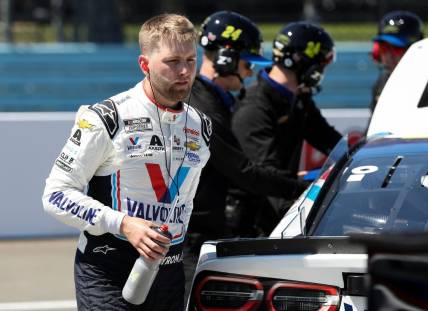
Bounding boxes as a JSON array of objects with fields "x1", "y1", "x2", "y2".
[{"x1": 141, "y1": 81, "x2": 185, "y2": 113}]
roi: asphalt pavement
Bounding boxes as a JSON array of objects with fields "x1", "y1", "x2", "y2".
[{"x1": 0, "y1": 237, "x2": 77, "y2": 311}]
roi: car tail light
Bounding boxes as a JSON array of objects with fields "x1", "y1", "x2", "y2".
[
  {"x1": 194, "y1": 275, "x2": 264, "y2": 311},
  {"x1": 266, "y1": 282, "x2": 339, "y2": 311}
]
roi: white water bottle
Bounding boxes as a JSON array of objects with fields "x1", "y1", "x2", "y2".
[{"x1": 122, "y1": 225, "x2": 172, "y2": 305}]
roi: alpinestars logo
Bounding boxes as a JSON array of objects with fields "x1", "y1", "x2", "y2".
[
  {"x1": 93, "y1": 245, "x2": 116, "y2": 255},
  {"x1": 145, "y1": 163, "x2": 190, "y2": 203}
]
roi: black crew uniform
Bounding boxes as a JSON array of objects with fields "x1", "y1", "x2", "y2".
[
  {"x1": 188, "y1": 75, "x2": 306, "y2": 239},
  {"x1": 183, "y1": 75, "x2": 307, "y2": 300},
  {"x1": 232, "y1": 69, "x2": 342, "y2": 213}
]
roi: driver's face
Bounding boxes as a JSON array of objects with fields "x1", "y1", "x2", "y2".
[{"x1": 142, "y1": 39, "x2": 197, "y2": 106}]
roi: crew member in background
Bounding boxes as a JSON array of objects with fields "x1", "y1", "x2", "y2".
[
  {"x1": 370, "y1": 10, "x2": 424, "y2": 111},
  {"x1": 185, "y1": 11, "x2": 307, "y2": 299},
  {"x1": 232, "y1": 22, "x2": 342, "y2": 223}
]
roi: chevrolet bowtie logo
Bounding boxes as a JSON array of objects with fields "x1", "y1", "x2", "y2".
[
  {"x1": 77, "y1": 119, "x2": 94, "y2": 129},
  {"x1": 93, "y1": 245, "x2": 116, "y2": 255}
]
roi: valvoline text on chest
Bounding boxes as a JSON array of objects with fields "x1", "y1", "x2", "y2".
[{"x1": 126, "y1": 197, "x2": 185, "y2": 223}]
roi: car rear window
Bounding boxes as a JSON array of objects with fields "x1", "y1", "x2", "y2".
[{"x1": 313, "y1": 154, "x2": 428, "y2": 235}]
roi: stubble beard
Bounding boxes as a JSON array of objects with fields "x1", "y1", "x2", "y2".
[{"x1": 150, "y1": 71, "x2": 192, "y2": 103}]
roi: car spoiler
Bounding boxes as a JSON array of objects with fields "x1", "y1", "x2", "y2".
[{"x1": 213, "y1": 236, "x2": 366, "y2": 258}]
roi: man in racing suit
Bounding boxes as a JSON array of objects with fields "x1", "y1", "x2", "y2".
[{"x1": 42, "y1": 14, "x2": 210, "y2": 311}]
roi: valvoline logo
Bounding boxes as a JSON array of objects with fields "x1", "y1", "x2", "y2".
[
  {"x1": 145, "y1": 163, "x2": 190, "y2": 203},
  {"x1": 127, "y1": 136, "x2": 143, "y2": 151},
  {"x1": 129, "y1": 136, "x2": 139, "y2": 145}
]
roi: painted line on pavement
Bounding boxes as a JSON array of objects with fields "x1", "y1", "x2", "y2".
[{"x1": 0, "y1": 300, "x2": 76, "y2": 311}]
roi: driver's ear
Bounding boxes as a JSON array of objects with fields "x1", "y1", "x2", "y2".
[{"x1": 138, "y1": 55, "x2": 149, "y2": 74}]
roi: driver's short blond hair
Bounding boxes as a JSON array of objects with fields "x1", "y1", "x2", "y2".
[{"x1": 139, "y1": 14, "x2": 197, "y2": 54}]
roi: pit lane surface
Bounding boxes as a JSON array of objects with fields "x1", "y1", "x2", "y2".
[{"x1": 0, "y1": 238, "x2": 77, "y2": 311}]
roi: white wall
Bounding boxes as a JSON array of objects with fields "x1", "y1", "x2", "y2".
[
  {"x1": 0, "y1": 109, "x2": 370, "y2": 238},
  {"x1": 0, "y1": 112, "x2": 79, "y2": 238}
]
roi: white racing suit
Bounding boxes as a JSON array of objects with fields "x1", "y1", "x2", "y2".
[{"x1": 42, "y1": 81, "x2": 211, "y2": 310}]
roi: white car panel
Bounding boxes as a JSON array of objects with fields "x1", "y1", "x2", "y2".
[
  {"x1": 368, "y1": 38, "x2": 428, "y2": 137},
  {"x1": 196, "y1": 246, "x2": 367, "y2": 288}
]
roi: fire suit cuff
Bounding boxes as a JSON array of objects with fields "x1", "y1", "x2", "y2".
[{"x1": 103, "y1": 209, "x2": 126, "y2": 235}]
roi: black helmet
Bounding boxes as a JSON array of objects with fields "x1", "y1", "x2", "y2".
[
  {"x1": 199, "y1": 11, "x2": 270, "y2": 76},
  {"x1": 272, "y1": 22, "x2": 335, "y2": 88},
  {"x1": 374, "y1": 11, "x2": 424, "y2": 48}
]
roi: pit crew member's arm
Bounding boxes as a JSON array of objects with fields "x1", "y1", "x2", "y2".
[{"x1": 210, "y1": 115, "x2": 305, "y2": 199}]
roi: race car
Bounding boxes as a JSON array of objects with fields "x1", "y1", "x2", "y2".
[
  {"x1": 186, "y1": 39, "x2": 428, "y2": 311},
  {"x1": 187, "y1": 133, "x2": 428, "y2": 311}
]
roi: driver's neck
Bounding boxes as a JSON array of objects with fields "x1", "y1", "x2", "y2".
[{"x1": 143, "y1": 79, "x2": 178, "y2": 109}]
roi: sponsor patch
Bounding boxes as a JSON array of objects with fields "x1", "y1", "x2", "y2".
[
  {"x1": 77, "y1": 119, "x2": 94, "y2": 129},
  {"x1": 58, "y1": 152, "x2": 74, "y2": 165},
  {"x1": 185, "y1": 141, "x2": 201, "y2": 151},
  {"x1": 173, "y1": 135, "x2": 181, "y2": 146},
  {"x1": 161, "y1": 252, "x2": 183, "y2": 265},
  {"x1": 172, "y1": 146, "x2": 184, "y2": 152},
  {"x1": 55, "y1": 159, "x2": 73, "y2": 172},
  {"x1": 127, "y1": 136, "x2": 144, "y2": 151},
  {"x1": 48, "y1": 191, "x2": 100, "y2": 225},
  {"x1": 93, "y1": 245, "x2": 116, "y2": 254},
  {"x1": 183, "y1": 127, "x2": 200, "y2": 137},
  {"x1": 126, "y1": 197, "x2": 186, "y2": 224},
  {"x1": 69, "y1": 129, "x2": 82, "y2": 146},
  {"x1": 124, "y1": 117, "x2": 153, "y2": 133},
  {"x1": 128, "y1": 152, "x2": 153, "y2": 159},
  {"x1": 89, "y1": 99, "x2": 118, "y2": 138},
  {"x1": 186, "y1": 151, "x2": 200, "y2": 164},
  {"x1": 148, "y1": 135, "x2": 164, "y2": 151}
]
